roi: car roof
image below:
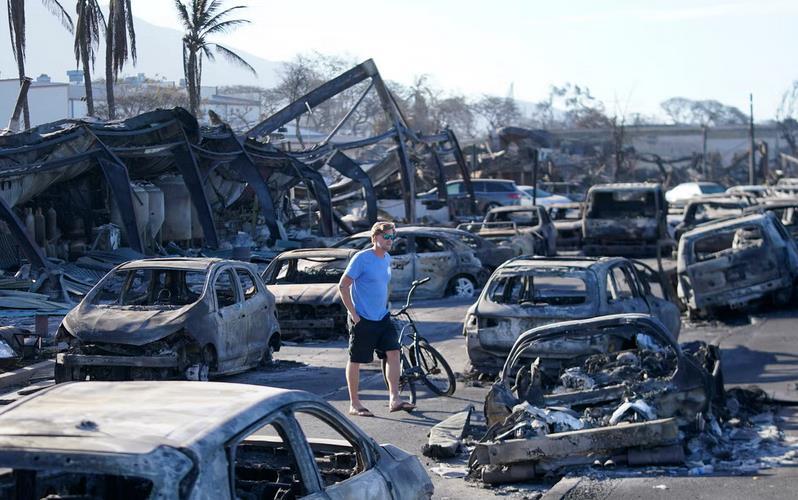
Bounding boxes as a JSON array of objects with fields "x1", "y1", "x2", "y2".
[
  {"x1": 589, "y1": 182, "x2": 661, "y2": 191},
  {"x1": 276, "y1": 248, "x2": 358, "y2": 259},
  {"x1": 487, "y1": 205, "x2": 545, "y2": 213},
  {"x1": 0, "y1": 382, "x2": 313, "y2": 455},
  {"x1": 499, "y1": 256, "x2": 625, "y2": 270},
  {"x1": 681, "y1": 212, "x2": 770, "y2": 239},
  {"x1": 117, "y1": 257, "x2": 225, "y2": 271}
]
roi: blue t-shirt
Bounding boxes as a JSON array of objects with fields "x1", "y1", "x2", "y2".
[{"x1": 343, "y1": 248, "x2": 392, "y2": 321}]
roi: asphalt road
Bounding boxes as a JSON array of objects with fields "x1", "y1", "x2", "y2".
[{"x1": 227, "y1": 296, "x2": 798, "y2": 499}]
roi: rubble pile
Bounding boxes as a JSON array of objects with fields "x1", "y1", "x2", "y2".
[{"x1": 465, "y1": 316, "x2": 797, "y2": 484}]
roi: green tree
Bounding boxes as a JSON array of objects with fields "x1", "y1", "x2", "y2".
[
  {"x1": 104, "y1": 0, "x2": 136, "y2": 119},
  {"x1": 173, "y1": 0, "x2": 256, "y2": 116},
  {"x1": 7, "y1": 0, "x2": 73, "y2": 128},
  {"x1": 73, "y1": 0, "x2": 105, "y2": 116}
]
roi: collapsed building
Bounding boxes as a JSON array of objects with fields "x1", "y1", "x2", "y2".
[{"x1": 0, "y1": 59, "x2": 478, "y2": 304}]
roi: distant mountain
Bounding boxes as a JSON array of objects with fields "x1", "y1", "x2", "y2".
[{"x1": 0, "y1": 6, "x2": 281, "y2": 88}]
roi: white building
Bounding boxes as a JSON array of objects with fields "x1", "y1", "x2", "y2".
[{"x1": 0, "y1": 75, "x2": 69, "y2": 128}]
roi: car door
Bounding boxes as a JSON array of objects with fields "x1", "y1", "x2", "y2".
[
  {"x1": 413, "y1": 234, "x2": 457, "y2": 298},
  {"x1": 631, "y1": 260, "x2": 681, "y2": 339},
  {"x1": 604, "y1": 264, "x2": 648, "y2": 315},
  {"x1": 235, "y1": 266, "x2": 270, "y2": 365},
  {"x1": 389, "y1": 235, "x2": 414, "y2": 298},
  {"x1": 290, "y1": 406, "x2": 393, "y2": 500},
  {"x1": 212, "y1": 267, "x2": 247, "y2": 369}
]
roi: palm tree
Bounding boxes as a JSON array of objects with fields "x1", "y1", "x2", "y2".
[
  {"x1": 104, "y1": 0, "x2": 136, "y2": 119},
  {"x1": 73, "y1": 0, "x2": 104, "y2": 116},
  {"x1": 7, "y1": 0, "x2": 73, "y2": 129},
  {"x1": 173, "y1": 0, "x2": 256, "y2": 116}
]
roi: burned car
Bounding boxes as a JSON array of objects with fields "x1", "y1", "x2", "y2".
[
  {"x1": 333, "y1": 226, "x2": 485, "y2": 298},
  {"x1": 471, "y1": 314, "x2": 722, "y2": 483},
  {"x1": 673, "y1": 197, "x2": 748, "y2": 242},
  {"x1": 745, "y1": 198, "x2": 798, "y2": 240},
  {"x1": 583, "y1": 183, "x2": 669, "y2": 256},
  {"x1": 458, "y1": 205, "x2": 557, "y2": 257},
  {"x1": 464, "y1": 256, "x2": 681, "y2": 375},
  {"x1": 677, "y1": 212, "x2": 798, "y2": 316},
  {"x1": 0, "y1": 381, "x2": 433, "y2": 499},
  {"x1": 56, "y1": 258, "x2": 281, "y2": 382},
  {"x1": 423, "y1": 226, "x2": 515, "y2": 273},
  {"x1": 262, "y1": 248, "x2": 358, "y2": 340},
  {"x1": 547, "y1": 202, "x2": 584, "y2": 251}
]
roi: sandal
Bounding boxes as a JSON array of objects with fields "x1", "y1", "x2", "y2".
[
  {"x1": 389, "y1": 401, "x2": 415, "y2": 413},
  {"x1": 348, "y1": 407, "x2": 374, "y2": 417}
]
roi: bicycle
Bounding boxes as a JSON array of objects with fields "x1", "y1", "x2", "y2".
[{"x1": 380, "y1": 277, "x2": 456, "y2": 406}]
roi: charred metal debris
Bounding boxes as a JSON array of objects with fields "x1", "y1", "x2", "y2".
[
  {"x1": 0, "y1": 59, "x2": 478, "y2": 305},
  {"x1": 462, "y1": 314, "x2": 798, "y2": 484}
]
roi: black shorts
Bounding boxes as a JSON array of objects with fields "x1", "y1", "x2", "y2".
[{"x1": 348, "y1": 314, "x2": 400, "y2": 363}]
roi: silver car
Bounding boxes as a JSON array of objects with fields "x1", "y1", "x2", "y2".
[
  {"x1": 56, "y1": 258, "x2": 281, "y2": 382},
  {"x1": 0, "y1": 381, "x2": 434, "y2": 499}
]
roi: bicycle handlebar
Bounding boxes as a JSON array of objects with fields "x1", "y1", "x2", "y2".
[{"x1": 392, "y1": 276, "x2": 430, "y2": 316}]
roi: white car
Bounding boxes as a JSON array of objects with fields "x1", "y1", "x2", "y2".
[
  {"x1": 518, "y1": 185, "x2": 571, "y2": 206},
  {"x1": 665, "y1": 182, "x2": 725, "y2": 205}
]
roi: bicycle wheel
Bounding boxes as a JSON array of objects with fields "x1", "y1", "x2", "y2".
[
  {"x1": 381, "y1": 352, "x2": 417, "y2": 406},
  {"x1": 412, "y1": 341, "x2": 456, "y2": 396}
]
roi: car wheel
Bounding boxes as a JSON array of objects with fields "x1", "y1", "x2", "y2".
[
  {"x1": 449, "y1": 275, "x2": 476, "y2": 298},
  {"x1": 185, "y1": 345, "x2": 214, "y2": 381},
  {"x1": 260, "y1": 337, "x2": 278, "y2": 367}
]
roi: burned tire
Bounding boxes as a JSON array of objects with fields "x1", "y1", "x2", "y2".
[
  {"x1": 185, "y1": 345, "x2": 215, "y2": 381},
  {"x1": 260, "y1": 335, "x2": 280, "y2": 367},
  {"x1": 448, "y1": 275, "x2": 476, "y2": 298}
]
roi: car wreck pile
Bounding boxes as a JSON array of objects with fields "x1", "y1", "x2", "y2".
[{"x1": 464, "y1": 314, "x2": 797, "y2": 484}]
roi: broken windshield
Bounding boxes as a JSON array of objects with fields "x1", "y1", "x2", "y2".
[
  {"x1": 691, "y1": 225, "x2": 765, "y2": 262},
  {"x1": 487, "y1": 271, "x2": 591, "y2": 306},
  {"x1": 588, "y1": 191, "x2": 657, "y2": 218},
  {"x1": 269, "y1": 257, "x2": 350, "y2": 284},
  {"x1": 91, "y1": 268, "x2": 207, "y2": 307}
]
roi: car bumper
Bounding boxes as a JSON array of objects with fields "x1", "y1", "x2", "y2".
[
  {"x1": 688, "y1": 276, "x2": 792, "y2": 310},
  {"x1": 56, "y1": 352, "x2": 180, "y2": 369}
]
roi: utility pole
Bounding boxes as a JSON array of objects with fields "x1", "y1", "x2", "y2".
[
  {"x1": 532, "y1": 149, "x2": 539, "y2": 205},
  {"x1": 701, "y1": 125, "x2": 708, "y2": 179},
  {"x1": 749, "y1": 93, "x2": 756, "y2": 185}
]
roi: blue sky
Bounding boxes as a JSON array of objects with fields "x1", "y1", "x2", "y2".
[{"x1": 107, "y1": 1, "x2": 798, "y2": 120}]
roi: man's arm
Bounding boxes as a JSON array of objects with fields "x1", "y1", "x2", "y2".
[{"x1": 338, "y1": 275, "x2": 360, "y2": 324}]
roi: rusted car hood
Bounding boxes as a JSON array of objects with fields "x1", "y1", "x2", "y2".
[
  {"x1": 63, "y1": 304, "x2": 195, "y2": 346},
  {"x1": 269, "y1": 284, "x2": 341, "y2": 306}
]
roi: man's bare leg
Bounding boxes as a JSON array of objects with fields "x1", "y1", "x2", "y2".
[
  {"x1": 385, "y1": 349, "x2": 413, "y2": 410},
  {"x1": 346, "y1": 360, "x2": 363, "y2": 412}
]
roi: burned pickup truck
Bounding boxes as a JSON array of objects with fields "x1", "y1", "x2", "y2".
[
  {"x1": 458, "y1": 205, "x2": 557, "y2": 257},
  {"x1": 262, "y1": 248, "x2": 358, "y2": 340},
  {"x1": 677, "y1": 212, "x2": 798, "y2": 317},
  {"x1": 464, "y1": 256, "x2": 681, "y2": 375},
  {"x1": 583, "y1": 183, "x2": 670, "y2": 257},
  {"x1": 471, "y1": 314, "x2": 723, "y2": 483},
  {"x1": 56, "y1": 258, "x2": 281, "y2": 382}
]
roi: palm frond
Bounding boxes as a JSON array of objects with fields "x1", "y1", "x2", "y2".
[
  {"x1": 40, "y1": 0, "x2": 74, "y2": 32},
  {"x1": 200, "y1": 5, "x2": 246, "y2": 31},
  {"x1": 7, "y1": 0, "x2": 25, "y2": 62},
  {"x1": 173, "y1": 0, "x2": 192, "y2": 29},
  {"x1": 200, "y1": 18, "x2": 249, "y2": 38},
  {"x1": 212, "y1": 43, "x2": 257, "y2": 76},
  {"x1": 125, "y1": 0, "x2": 137, "y2": 63}
]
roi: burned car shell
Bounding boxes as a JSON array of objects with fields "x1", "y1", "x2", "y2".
[
  {"x1": 332, "y1": 226, "x2": 485, "y2": 298},
  {"x1": 57, "y1": 258, "x2": 280, "y2": 381},
  {"x1": 262, "y1": 248, "x2": 358, "y2": 340},
  {"x1": 674, "y1": 197, "x2": 748, "y2": 242},
  {"x1": 547, "y1": 202, "x2": 584, "y2": 251},
  {"x1": 464, "y1": 256, "x2": 681, "y2": 374},
  {"x1": 458, "y1": 205, "x2": 557, "y2": 257},
  {"x1": 0, "y1": 381, "x2": 433, "y2": 499},
  {"x1": 583, "y1": 183, "x2": 669, "y2": 256},
  {"x1": 482, "y1": 313, "x2": 722, "y2": 429},
  {"x1": 422, "y1": 226, "x2": 515, "y2": 273},
  {"x1": 744, "y1": 198, "x2": 798, "y2": 240},
  {"x1": 677, "y1": 212, "x2": 798, "y2": 313}
]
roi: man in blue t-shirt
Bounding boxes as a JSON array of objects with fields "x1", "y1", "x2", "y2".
[{"x1": 338, "y1": 221, "x2": 414, "y2": 417}]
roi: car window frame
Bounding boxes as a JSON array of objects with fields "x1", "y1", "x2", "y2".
[
  {"x1": 234, "y1": 267, "x2": 261, "y2": 301},
  {"x1": 225, "y1": 409, "x2": 323, "y2": 497},
  {"x1": 213, "y1": 267, "x2": 243, "y2": 310}
]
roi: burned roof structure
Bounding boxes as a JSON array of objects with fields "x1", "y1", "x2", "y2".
[{"x1": 0, "y1": 59, "x2": 475, "y2": 283}]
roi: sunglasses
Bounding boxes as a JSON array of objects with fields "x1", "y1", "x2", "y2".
[{"x1": 381, "y1": 233, "x2": 396, "y2": 241}]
